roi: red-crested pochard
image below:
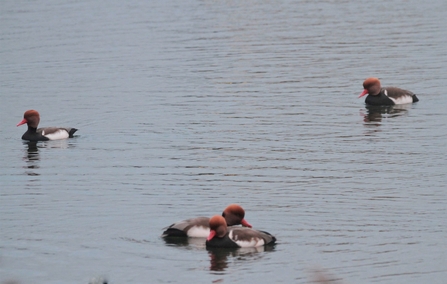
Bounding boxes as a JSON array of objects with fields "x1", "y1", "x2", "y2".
[
  {"x1": 359, "y1": 77, "x2": 419, "y2": 106},
  {"x1": 17, "y1": 110, "x2": 78, "y2": 141},
  {"x1": 162, "y1": 204, "x2": 252, "y2": 238},
  {"x1": 206, "y1": 215, "x2": 276, "y2": 248}
]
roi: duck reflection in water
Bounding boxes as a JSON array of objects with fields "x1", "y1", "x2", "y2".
[
  {"x1": 162, "y1": 236, "x2": 206, "y2": 249},
  {"x1": 207, "y1": 245, "x2": 275, "y2": 271},
  {"x1": 163, "y1": 236, "x2": 275, "y2": 272},
  {"x1": 22, "y1": 140, "x2": 75, "y2": 176},
  {"x1": 23, "y1": 141, "x2": 40, "y2": 175},
  {"x1": 363, "y1": 104, "x2": 412, "y2": 123}
]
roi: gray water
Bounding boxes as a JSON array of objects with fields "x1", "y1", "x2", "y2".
[{"x1": 1, "y1": 0, "x2": 446, "y2": 283}]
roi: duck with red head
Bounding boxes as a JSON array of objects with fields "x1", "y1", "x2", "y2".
[
  {"x1": 358, "y1": 77, "x2": 419, "y2": 106},
  {"x1": 206, "y1": 215, "x2": 276, "y2": 248},
  {"x1": 17, "y1": 110, "x2": 78, "y2": 141},
  {"x1": 162, "y1": 204, "x2": 252, "y2": 238}
]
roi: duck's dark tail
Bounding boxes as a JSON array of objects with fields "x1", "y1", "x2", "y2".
[{"x1": 68, "y1": 128, "x2": 78, "y2": 138}]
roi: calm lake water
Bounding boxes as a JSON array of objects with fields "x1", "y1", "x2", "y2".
[{"x1": 1, "y1": 0, "x2": 446, "y2": 283}]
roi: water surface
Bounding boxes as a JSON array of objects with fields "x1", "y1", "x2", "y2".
[{"x1": 1, "y1": 0, "x2": 446, "y2": 283}]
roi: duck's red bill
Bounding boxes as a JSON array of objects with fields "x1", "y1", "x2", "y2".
[
  {"x1": 241, "y1": 219, "x2": 252, "y2": 228},
  {"x1": 358, "y1": 89, "x2": 368, "y2": 98},
  {"x1": 207, "y1": 230, "x2": 216, "y2": 241},
  {"x1": 17, "y1": 118, "x2": 27, "y2": 126}
]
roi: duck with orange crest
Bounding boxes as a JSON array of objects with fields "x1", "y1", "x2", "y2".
[
  {"x1": 206, "y1": 215, "x2": 276, "y2": 248},
  {"x1": 162, "y1": 204, "x2": 252, "y2": 238},
  {"x1": 359, "y1": 77, "x2": 419, "y2": 106},
  {"x1": 17, "y1": 110, "x2": 78, "y2": 141}
]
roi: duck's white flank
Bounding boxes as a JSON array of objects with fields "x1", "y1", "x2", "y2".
[
  {"x1": 43, "y1": 129, "x2": 69, "y2": 140},
  {"x1": 229, "y1": 230, "x2": 266, "y2": 247},
  {"x1": 384, "y1": 90, "x2": 414, "y2": 105},
  {"x1": 186, "y1": 226, "x2": 210, "y2": 238}
]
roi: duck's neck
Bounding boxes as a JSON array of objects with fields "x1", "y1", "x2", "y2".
[{"x1": 27, "y1": 126, "x2": 37, "y2": 134}]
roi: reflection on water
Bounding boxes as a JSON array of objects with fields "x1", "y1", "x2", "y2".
[
  {"x1": 40, "y1": 139, "x2": 72, "y2": 150},
  {"x1": 23, "y1": 142, "x2": 40, "y2": 176},
  {"x1": 308, "y1": 268, "x2": 345, "y2": 284},
  {"x1": 362, "y1": 104, "x2": 413, "y2": 123},
  {"x1": 207, "y1": 245, "x2": 275, "y2": 272},
  {"x1": 21, "y1": 140, "x2": 75, "y2": 176},
  {"x1": 163, "y1": 237, "x2": 275, "y2": 272},
  {"x1": 162, "y1": 236, "x2": 206, "y2": 250},
  {"x1": 2, "y1": 0, "x2": 446, "y2": 283}
]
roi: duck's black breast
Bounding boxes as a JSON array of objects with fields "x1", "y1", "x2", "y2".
[
  {"x1": 21, "y1": 127, "x2": 49, "y2": 141},
  {"x1": 365, "y1": 90, "x2": 395, "y2": 106},
  {"x1": 206, "y1": 233, "x2": 240, "y2": 248}
]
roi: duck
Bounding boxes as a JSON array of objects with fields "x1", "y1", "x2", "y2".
[
  {"x1": 162, "y1": 204, "x2": 252, "y2": 238},
  {"x1": 205, "y1": 215, "x2": 276, "y2": 248},
  {"x1": 358, "y1": 77, "x2": 419, "y2": 106},
  {"x1": 17, "y1": 110, "x2": 78, "y2": 141}
]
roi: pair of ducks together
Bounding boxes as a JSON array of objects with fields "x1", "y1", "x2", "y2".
[
  {"x1": 16, "y1": 78, "x2": 419, "y2": 142},
  {"x1": 162, "y1": 204, "x2": 276, "y2": 248}
]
